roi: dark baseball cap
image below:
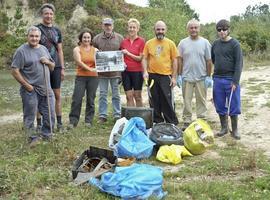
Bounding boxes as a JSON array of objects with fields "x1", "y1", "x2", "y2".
[{"x1": 102, "y1": 18, "x2": 114, "y2": 25}]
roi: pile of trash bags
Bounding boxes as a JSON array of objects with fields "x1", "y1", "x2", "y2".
[{"x1": 73, "y1": 117, "x2": 215, "y2": 199}]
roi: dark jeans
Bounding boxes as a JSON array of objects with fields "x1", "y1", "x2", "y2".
[
  {"x1": 20, "y1": 87, "x2": 55, "y2": 139},
  {"x1": 69, "y1": 76, "x2": 99, "y2": 125},
  {"x1": 149, "y1": 73, "x2": 179, "y2": 125}
]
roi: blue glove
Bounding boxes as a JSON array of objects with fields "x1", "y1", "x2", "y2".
[
  {"x1": 177, "y1": 75, "x2": 182, "y2": 88},
  {"x1": 204, "y1": 76, "x2": 213, "y2": 88}
]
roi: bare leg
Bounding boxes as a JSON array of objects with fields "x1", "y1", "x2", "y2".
[
  {"x1": 134, "y1": 90, "x2": 143, "y2": 107},
  {"x1": 125, "y1": 90, "x2": 135, "y2": 107}
]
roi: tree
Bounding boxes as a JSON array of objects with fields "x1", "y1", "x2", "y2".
[
  {"x1": 243, "y1": 3, "x2": 270, "y2": 18},
  {"x1": 148, "y1": 0, "x2": 199, "y2": 19}
]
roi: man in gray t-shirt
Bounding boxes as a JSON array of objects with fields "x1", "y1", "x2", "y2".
[
  {"x1": 177, "y1": 19, "x2": 212, "y2": 130},
  {"x1": 11, "y1": 26, "x2": 55, "y2": 146}
]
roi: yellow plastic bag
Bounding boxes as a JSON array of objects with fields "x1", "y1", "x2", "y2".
[
  {"x1": 183, "y1": 119, "x2": 214, "y2": 155},
  {"x1": 156, "y1": 144, "x2": 192, "y2": 165}
]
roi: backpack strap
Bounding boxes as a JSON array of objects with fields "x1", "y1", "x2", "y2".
[{"x1": 36, "y1": 24, "x2": 58, "y2": 52}]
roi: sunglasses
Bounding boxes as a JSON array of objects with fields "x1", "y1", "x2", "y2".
[{"x1": 217, "y1": 28, "x2": 228, "y2": 32}]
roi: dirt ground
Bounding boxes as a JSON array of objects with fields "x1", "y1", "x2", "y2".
[
  {"x1": 1, "y1": 66, "x2": 270, "y2": 157},
  {"x1": 139, "y1": 65, "x2": 270, "y2": 158}
]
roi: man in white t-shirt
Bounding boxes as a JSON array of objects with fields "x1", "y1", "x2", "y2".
[{"x1": 177, "y1": 19, "x2": 212, "y2": 130}]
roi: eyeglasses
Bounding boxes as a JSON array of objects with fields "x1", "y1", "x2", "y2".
[
  {"x1": 156, "y1": 28, "x2": 165, "y2": 31},
  {"x1": 217, "y1": 28, "x2": 228, "y2": 32}
]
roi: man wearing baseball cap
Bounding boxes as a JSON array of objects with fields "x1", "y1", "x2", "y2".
[{"x1": 92, "y1": 18, "x2": 124, "y2": 123}]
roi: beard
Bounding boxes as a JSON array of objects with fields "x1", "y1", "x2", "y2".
[{"x1": 156, "y1": 33, "x2": 165, "y2": 40}]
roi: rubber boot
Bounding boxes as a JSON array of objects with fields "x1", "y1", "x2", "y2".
[
  {"x1": 216, "y1": 115, "x2": 228, "y2": 137},
  {"x1": 231, "y1": 116, "x2": 240, "y2": 140}
]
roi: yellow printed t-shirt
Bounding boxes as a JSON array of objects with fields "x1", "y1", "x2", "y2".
[
  {"x1": 143, "y1": 37, "x2": 179, "y2": 75},
  {"x1": 76, "y1": 46, "x2": 97, "y2": 77}
]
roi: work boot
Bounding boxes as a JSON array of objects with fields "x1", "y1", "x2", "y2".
[
  {"x1": 216, "y1": 115, "x2": 228, "y2": 137},
  {"x1": 231, "y1": 115, "x2": 240, "y2": 140}
]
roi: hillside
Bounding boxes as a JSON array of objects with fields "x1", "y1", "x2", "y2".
[
  {"x1": 0, "y1": 0, "x2": 270, "y2": 68},
  {"x1": 0, "y1": 0, "x2": 194, "y2": 67}
]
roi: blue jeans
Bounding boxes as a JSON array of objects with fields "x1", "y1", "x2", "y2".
[
  {"x1": 213, "y1": 77, "x2": 241, "y2": 116},
  {"x1": 20, "y1": 87, "x2": 55, "y2": 139},
  {"x1": 98, "y1": 77, "x2": 121, "y2": 119}
]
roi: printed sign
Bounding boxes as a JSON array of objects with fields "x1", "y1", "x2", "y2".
[{"x1": 95, "y1": 51, "x2": 125, "y2": 72}]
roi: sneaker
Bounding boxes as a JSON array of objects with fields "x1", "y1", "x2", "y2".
[
  {"x1": 98, "y1": 117, "x2": 107, "y2": 124},
  {"x1": 113, "y1": 116, "x2": 121, "y2": 122},
  {"x1": 57, "y1": 123, "x2": 66, "y2": 133},
  {"x1": 29, "y1": 137, "x2": 41, "y2": 148}
]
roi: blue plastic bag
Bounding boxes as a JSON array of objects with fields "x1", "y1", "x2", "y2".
[
  {"x1": 89, "y1": 163, "x2": 166, "y2": 199},
  {"x1": 115, "y1": 117, "x2": 155, "y2": 159}
]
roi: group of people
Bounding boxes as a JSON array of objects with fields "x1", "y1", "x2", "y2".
[{"x1": 11, "y1": 3, "x2": 243, "y2": 147}]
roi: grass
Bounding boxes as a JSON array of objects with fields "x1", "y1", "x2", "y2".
[
  {"x1": 244, "y1": 52, "x2": 270, "y2": 69},
  {"x1": 246, "y1": 85, "x2": 265, "y2": 96},
  {"x1": 1, "y1": 69, "x2": 270, "y2": 199},
  {"x1": 1, "y1": 116, "x2": 270, "y2": 199},
  {"x1": 0, "y1": 70, "x2": 22, "y2": 115},
  {"x1": 262, "y1": 101, "x2": 270, "y2": 108}
]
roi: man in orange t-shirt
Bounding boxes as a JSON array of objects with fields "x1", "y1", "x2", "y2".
[{"x1": 142, "y1": 21, "x2": 179, "y2": 125}]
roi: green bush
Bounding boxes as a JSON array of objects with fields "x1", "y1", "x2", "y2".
[
  {"x1": 85, "y1": 0, "x2": 98, "y2": 15},
  {"x1": 28, "y1": 0, "x2": 77, "y2": 22},
  {"x1": 131, "y1": 7, "x2": 188, "y2": 43},
  {"x1": 14, "y1": 7, "x2": 23, "y2": 20},
  {"x1": 0, "y1": 34, "x2": 25, "y2": 68},
  {"x1": 81, "y1": 15, "x2": 103, "y2": 36},
  {"x1": 0, "y1": 11, "x2": 9, "y2": 35}
]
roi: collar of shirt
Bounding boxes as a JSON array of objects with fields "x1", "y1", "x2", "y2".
[{"x1": 102, "y1": 32, "x2": 115, "y2": 39}]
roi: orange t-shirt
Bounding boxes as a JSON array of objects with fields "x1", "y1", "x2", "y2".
[
  {"x1": 76, "y1": 46, "x2": 97, "y2": 77},
  {"x1": 143, "y1": 37, "x2": 179, "y2": 75}
]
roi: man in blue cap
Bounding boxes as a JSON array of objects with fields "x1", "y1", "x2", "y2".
[{"x1": 93, "y1": 18, "x2": 124, "y2": 123}]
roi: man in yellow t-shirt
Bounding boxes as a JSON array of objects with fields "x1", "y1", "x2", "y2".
[{"x1": 142, "y1": 21, "x2": 179, "y2": 125}]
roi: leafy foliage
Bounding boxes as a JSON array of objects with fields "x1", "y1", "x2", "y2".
[
  {"x1": 200, "y1": 3, "x2": 270, "y2": 55},
  {"x1": 130, "y1": 7, "x2": 188, "y2": 43},
  {"x1": 232, "y1": 4, "x2": 270, "y2": 53},
  {"x1": 149, "y1": 0, "x2": 199, "y2": 19},
  {"x1": 0, "y1": 11, "x2": 9, "y2": 36},
  {"x1": 0, "y1": 1, "x2": 270, "y2": 66},
  {"x1": 0, "y1": 34, "x2": 25, "y2": 67},
  {"x1": 27, "y1": 0, "x2": 77, "y2": 23}
]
